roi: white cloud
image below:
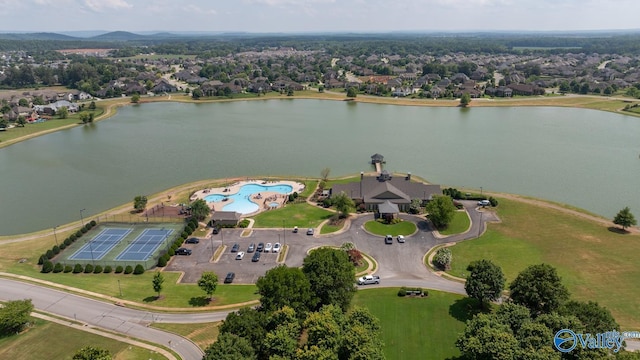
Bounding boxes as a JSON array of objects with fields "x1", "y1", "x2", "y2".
[
  {"x1": 83, "y1": 0, "x2": 132, "y2": 12},
  {"x1": 184, "y1": 4, "x2": 217, "y2": 15}
]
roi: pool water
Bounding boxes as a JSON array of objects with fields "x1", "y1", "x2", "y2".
[{"x1": 204, "y1": 184, "x2": 293, "y2": 214}]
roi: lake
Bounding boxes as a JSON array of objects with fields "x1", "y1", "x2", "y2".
[{"x1": 1, "y1": 99, "x2": 639, "y2": 235}]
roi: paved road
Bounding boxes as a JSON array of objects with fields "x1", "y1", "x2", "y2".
[{"x1": 0, "y1": 278, "x2": 229, "y2": 360}]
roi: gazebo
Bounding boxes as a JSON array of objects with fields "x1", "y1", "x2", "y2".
[
  {"x1": 371, "y1": 153, "x2": 384, "y2": 164},
  {"x1": 378, "y1": 200, "x2": 399, "y2": 221}
]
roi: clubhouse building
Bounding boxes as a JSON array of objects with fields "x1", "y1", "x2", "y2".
[{"x1": 330, "y1": 170, "x2": 441, "y2": 215}]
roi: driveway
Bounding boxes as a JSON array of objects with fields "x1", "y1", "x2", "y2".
[{"x1": 166, "y1": 201, "x2": 494, "y2": 296}]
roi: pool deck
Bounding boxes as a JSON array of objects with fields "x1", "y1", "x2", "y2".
[{"x1": 190, "y1": 180, "x2": 305, "y2": 216}]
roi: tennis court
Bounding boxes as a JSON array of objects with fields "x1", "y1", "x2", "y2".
[
  {"x1": 68, "y1": 228, "x2": 133, "y2": 261},
  {"x1": 115, "y1": 228, "x2": 174, "y2": 261}
]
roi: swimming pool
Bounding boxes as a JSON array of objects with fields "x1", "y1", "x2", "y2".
[{"x1": 204, "y1": 184, "x2": 293, "y2": 214}]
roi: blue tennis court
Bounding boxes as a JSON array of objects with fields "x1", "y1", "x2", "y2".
[
  {"x1": 68, "y1": 228, "x2": 132, "y2": 261},
  {"x1": 115, "y1": 228, "x2": 174, "y2": 261}
]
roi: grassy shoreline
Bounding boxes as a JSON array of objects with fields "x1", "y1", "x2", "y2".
[{"x1": 1, "y1": 90, "x2": 639, "y2": 150}]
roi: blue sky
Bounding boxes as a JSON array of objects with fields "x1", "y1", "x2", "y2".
[{"x1": 1, "y1": 0, "x2": 639, "y2": 33}]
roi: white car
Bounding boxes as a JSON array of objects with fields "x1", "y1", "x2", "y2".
[
  {"x1": 235, "y1": 251, "x2": 245, "y2": 260},
  {"x1": 397, "y1": 235, "x2": 405, "y2": 243},
  {"x1": 478, "y1": 199, "x2": 491, "y2": 207},
  {"x1": 264, "y1": 243, "x2": 273, "y2": 252},
  {"x1": 273, "y1": 243, "x2": 281, "y2": 253}
]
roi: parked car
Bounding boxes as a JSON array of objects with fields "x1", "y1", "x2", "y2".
[
  {"x1": 397, "y1": 235, "x2": 405, "y2": 243},
  {"x1": 307, "y1": 228, "x2": 314, "y2": 235},
  {"x1": 185, "y1": 237, "x2": 199, "y2": 244},
  {"x1": 273, "y1": 243, "x2": 281, "y2": 253},
  {"x1": 252, "y1": 251, "x2": 261, "y2": 262},
  {"x1": 385, "y1": 235, "x2": 393, "y2": 244},
  {"x1": 357, "y1": 275, "x2": 380, "y2": 285},
  {"x1": 257, "y1": 243, "x2": 264, "y2": 252},
  {"x1": 478, "y1": 199, "x2": 491, "y2": 207},
  {"x1": 265, "y1": 243, "x2": 273, "y2": 252},
  {"x1": 293, "y1": 226, "x2": 298, "y2": 233},
  {"x1": 231, "y1": 243, "x2": 240, "y2": 253},
  {"x1": 247, "y1": 243, "x2": 255, "y2": 253},
  {"x1": 224, "y1": 272, "x2": 235, "y2": 284},
  {"x1": 176, "y1": 248, "x2": 192, "y2": 255},
  {"x1": 236, "y1": 251, "x2": 245, "y2": 260}
]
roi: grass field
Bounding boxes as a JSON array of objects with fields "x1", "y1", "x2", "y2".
[
  {"x1": 353, "y1": 288, "x2": 473, "y2": 360},
  {"x1": 320, "y1": 223, "x2": 342, "y2": 234},
  {"x1": 446, "y1": 198, "x2": 640, "y2": 329},
  {"x1": 0, "y1": 319, "x2": 166, "y2": 360},
  {"x1": 363, "y1": 220, "x2": 417, "y2": 236},
  {"x1": 152, "y1": 322, "x2": 220, "y2": 350},
  {"x1": 439, "y1": 210, "x2": 471, "y2": 236},
  {"x1": 251, "y1": 202, "x2": 334, "y2": 228}
]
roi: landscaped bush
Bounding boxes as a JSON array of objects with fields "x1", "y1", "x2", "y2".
[
  {"x1": 398, "y1": 288, "x2": 407, "y2": 297},
  {"x1": 52, "y1": 245, "x2": 60, "y2": 255},
  {"x1": 115, "y1": 265, "x2": 124, "y2": 274},
  {"x1": 157, "y1": 256, "x2": 167, "y2": 267},
  {"x1": 46, "y1": 249, "x2": 54, "y2": 259},
  {"x1": 73, "y1": 264, "x2": 83, "y2": 273},
  {"x1": 186, "y1": 224, "x2": 195, "y2": 233},
  {"x1": 59, "y1": 243, "x2": 66, "y2": 250},
  {"x1": 64, "y1": 265, "x2": 73, "y2": 273},
  {"x1": 38, "y1": 254, "x2": 46, "y2": 265},
  {"x1": 80, "y1": 227, "x2": 88, "y2": 234},
  {"x1": 180, "y1": 231, "x2": 189, "y2": 239},
  {"x1": 90, "y1": 220, "x2": 97, "y2": 227},
  {"x1": 84, "y1": 223, "x2": 92, "y2": 231},
  {"x1": 168, "y1": 248, "x2": 175, "y2": 257},
  {"x1": 69, "y1": 234, "x2": 77, "y2": 242},
  {"x1": 84, "y1": 264, "x2": 94, "y2": 273},
  {"x1": 175, "y1": 238, "x2": 184, "y2": 246},
  {"x1": 93, "y1": 265, "x2": 103, "y2": 274},
  {"x1": 103, "y1": 265, "x2": 112, "y2": 274},
  {"x1": 489, "y1": 196, "x2": 499, "y2": 207},
  {"x1": 41, "y1": 261, "x2": 53, "y2": 273},
  {"x1": 124, "y1": 265, "x2": 133, "y2": 274},
  {"x1": 64, "y1": 238, "x2": 72, "y2": 246},
  {"x1": 238, "y1": 219, "x2": 250, "y2": 228},
  {"x1": 432, "y1": 248, "x2": 452, "y2": 271},
  {"x1": 133, "y1": 264, "x2": 145, "y2": 275},
  {"x1": 53, "y1": 262, "x2": 64, "y2": 273},
  {"x1": 75, "y1": 230, "x2": 83, "y2": 238},
  {"x1": 347, "y1": 249, "x2": 363, "y2": 266}
]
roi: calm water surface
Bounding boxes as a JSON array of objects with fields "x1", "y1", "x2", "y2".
[{"x1": 1, "y1": 100, "x2": 639, "y2": 235}]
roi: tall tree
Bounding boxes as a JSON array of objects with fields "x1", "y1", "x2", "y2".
[
  {"x1": 0, "y1": 299, "x2": 34, "y2": 335},
  {"x1": 302, "y1": 247, "x2": 356, "y2": 312},
  {"x1": 133, "y1": 195, "x2": 147, "y2": 212},
  {"x1": 560, "y1": 300, "x2": 618, "y2": 333},
  {"x1": 460, "y1": 92, "x2": 471, "y2": 107},
  {"x1": 197, "y1": 271, "x2": 218, "y2": 301},
  {"x1": 219, "y1": 307, "x2": 267, "y2": 353},
  {"x1": 256, "y1": 265, "x2": 315, "y2": 315},
  {"x1": 425, "y1": 195, "x2": 457, "y2": 229},
  {"x1": 456, "y1": 314, "x2": 520, "y2": 360},
  {"x1": 346, "y1": 87, "x2": 357, "y2": 98},
  {"x1": 464, "y1": 259, "x2": 506, "y2": 307},
  {"x1": 152, "y1": 272, "x2": 164, "y2": 299},
  {"x1": 73, "y1": 346, "x2": 112, "y2": 360},
  {"x1": 613, "y1": 206, "x2": 637, "y2": 230},
  {"x1": 203, "y1": 333, "x2": 256, "y2": 360},
  {"x1": 320, "y1": 167, "x2": 331, "y2": 182},
  {"x1": 57, "y1": 106, "x2": 68, "y2": 119},
  {"x1": 131, "y1": 94, "x2": 140, "y2": 103},
  {"x1": 509, "y1": 264, "x2": 570, "y2": 316},
  {"x1": 331, "y1": 191, "x2": 354, "y2": 218},
  {"x1": 190, "y1": 199, "x2": 210, "y2": 221}
]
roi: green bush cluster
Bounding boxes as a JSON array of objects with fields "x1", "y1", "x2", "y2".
[
  {"x1": 432, "y1": 247, "x2": 452, "y2": 271},
  {"x1": 39, "y1": 221, "x2": 98, "y2": 272},
  {"x1": 238, "y1": 219, "x2": 250, "y2": 228},
  {"x1": 397, "y1": 287, "x2": 427, "y2": 297}
]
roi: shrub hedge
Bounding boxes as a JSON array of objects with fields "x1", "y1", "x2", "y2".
[
  {"x1": 133, "y1": 264, "x2": 145, "y2": 275},
  {"x1": 124, "y1": 265, "x2": 133, "y2": 274},
  {"x1": 115, "y1": 265, "x2": 124, "y2": 274},
  {"x1": 73, "y1": 264, "x2": 83, "y2": 273}
]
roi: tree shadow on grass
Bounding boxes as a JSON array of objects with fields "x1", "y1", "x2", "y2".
[
  {"x1": 449, "y1": 297, "x2": 489, "y2": 323},
  {"x1": 608, "y1": 226, "x2": 630, "y2": 234},
  {"x1": 143, "y1": 295, "x2": 160, "y2": 303},
  {"x1": 189, "y1": 296, "x2": 211, "y2": 307}
]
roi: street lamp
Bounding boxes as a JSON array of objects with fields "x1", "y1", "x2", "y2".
[
  {"x1": 53, "y1": 226, "x2": 59, "y2": 247},
  {"x1": 80, "y1": 208, "x2": 86, "y2": 227},
  {"x1": 117, "y1": 279, "x2": 123, "y2": 297},
  {"x1": 210, "y1": 232, "x2": 214, "y2": 260},
  {"x1": 282, "y1": 220, "x2": 286, "y2": 246}
]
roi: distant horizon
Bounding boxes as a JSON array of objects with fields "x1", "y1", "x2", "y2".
[{"x1": 1, "y1": 1, "x2": 639, "y2": 34}]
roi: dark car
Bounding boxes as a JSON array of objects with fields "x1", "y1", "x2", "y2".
[
  {"x1": 185, "y1": 237, "x2": 199, "y2": 244},
  {"x1": 231, "y1": 243, "x2": 240, "y2": 253},
  {"x1": 224, "y1": 272, "x2": 235, "y2": 284},
  {"x1": 256, "y1": 242, "x2": 264, "y2": 252},
  {"x1": 252, "y1": 251, "x2": 261, "y2": 262},
  {"x1": 247, "y1": 243, "x2": 256, "y2": 253},
  {"x1": 176, "y1": 248, "x2": 192, "y2": 255},
  {"x1": 211, "y1": 227, "x2": 219, "y2": 234}
]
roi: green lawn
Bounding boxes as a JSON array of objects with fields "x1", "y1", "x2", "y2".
[
  {"x1": 298, "y1": 180, "x2": 318, "y2": 198},
  {"x1": 363, "y1": 220, "x2": 417, "y2": 236},
  {"x1": 0, "y1": 319, "x2": 166, "y2": 360},
  {"x1": 353, "y1": 288, "x2": 473, "y2": 360},
  {"x1": 251, "y1": 202, "x2": 333, "y2": 228},
  {"x1": 152, "y1": 322, "x2": 220, "y2": 350},
  {"x1": 439, "y1": 210, "x2": 471, "y2": 236},
  {"x1": 446, "y1": 198, "x2": 640, "y2": 329}
]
